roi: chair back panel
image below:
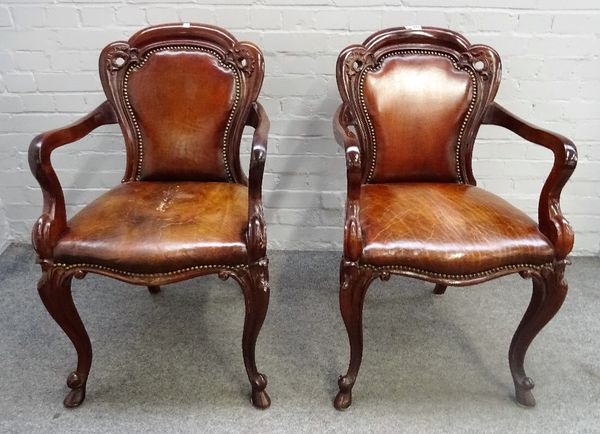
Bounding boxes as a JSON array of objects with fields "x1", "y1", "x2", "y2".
[
  {"x1": 126, "y1": 50, "x2": 235, "y2": 181},
  {"x1": 99, "y1": 23, "x2": 264, "y2": 183},
  {"x1": 363, "y1": 54, "x2": 474, "y2": 182},
  {"x1": 337, "y1": 27, "x2": 501, "y2": 184}
]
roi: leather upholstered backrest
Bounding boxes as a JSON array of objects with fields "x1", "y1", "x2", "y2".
[
  {"x1": 337, "y1": 27, "x2": 502, "y2": 184},
  {"x1": 99, "y1": 23, "x2": 264, "y2": 183}
]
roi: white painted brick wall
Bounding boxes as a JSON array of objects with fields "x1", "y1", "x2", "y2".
[
  {"x1": 0, "y1": 196, "x2": 9, "y2": 253},
  {"x1": 0, "y1": 1, "x2": 599, "y2": 255}
]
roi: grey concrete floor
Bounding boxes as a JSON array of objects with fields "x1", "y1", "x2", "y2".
[{"x1": 1, "y1": 244, "x2": 599, "y2": 433}]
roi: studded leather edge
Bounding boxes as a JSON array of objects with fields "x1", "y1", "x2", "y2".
[
  {"x1": 122, "y1": 44, "x2": 241, "y2": 182},
  {"x1": 53, "y1": 262, "x2": 247, "y2": 277},
  {"x1": 358, "y1": 49, "x2": 477, "y2": 184},
  {"x1": 361, "y1": 262, "x2": 554, "y2": 280}
]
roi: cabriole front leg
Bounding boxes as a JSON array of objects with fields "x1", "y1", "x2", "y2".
[
  {"x1": 37, "y1": 266, "x2": 92, "y2": 408},
  {"x1": 509, "y1": 261, "x2": 568, "y2": 407},
  {"x1": 227, "y1": 259, "x2": 271, "y2": 409},
  {"x1": 334, "y1": 260, "x2": 374, "y2": 410}
]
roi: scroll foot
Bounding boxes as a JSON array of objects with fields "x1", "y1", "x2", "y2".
[
  {"x1": 514, "y1": 376, "x2": 536, "y2": 407},
  {"x1": 63, "y1": 371, "x2": 87, "y2": 408}
]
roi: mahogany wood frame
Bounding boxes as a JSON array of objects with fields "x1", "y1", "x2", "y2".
[
  {"x1": 29, "y1": 24, "x2": 271, "y2": 409},
  {"x1": 333, "y1": 27, "x2": 577, "y2": 410}
]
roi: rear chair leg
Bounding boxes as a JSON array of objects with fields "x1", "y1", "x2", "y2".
[
  {"x1": 147, "y1": 285, "x2": 161, "y2": 294},
  {"x1": 433, "y1": 284, "x2": 447, "y2": 295}
]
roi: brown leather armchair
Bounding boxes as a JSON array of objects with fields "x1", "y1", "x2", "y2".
[
  {"x1": 29, "y1": 24, "x2": 271, "y2": 409},
  {"x1": 333, "y1": 27, "x2": 577, "y2": 409}
]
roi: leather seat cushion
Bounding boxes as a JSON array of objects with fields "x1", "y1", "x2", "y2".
[
  {"x1": 54, "y1": 182, "x2": 248, "y2": 274},
  {"x1": 360, "y1": 183, "x2": 555, "y2": 275}
]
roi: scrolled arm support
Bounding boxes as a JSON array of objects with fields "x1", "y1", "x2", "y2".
[
  {"x1": 483, "y1": 102, "x2": 578, "y2": 259},
  {"x1": 28, "y1": 101, "x2": 118, "y2": 260},
  {"x1": 334, "y1": 105, "x2": 364, "y2": 261},
  {"x1": 246, "y1": 102, "x2": 269, "y2": 261}
]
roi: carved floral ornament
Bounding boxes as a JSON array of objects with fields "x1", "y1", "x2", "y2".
[
  {"x1": 458, "y1": 51, "x2": 490, "y2": 80},
  {"x1": 106, "y1": 43, "x2": 139, "y2": 72},
  {"x1": 345, "y1": 48, "x2": 375, "y2": 76},
  {"x1": 226, "y1": 45, "x2": 257, "y2": 76}
]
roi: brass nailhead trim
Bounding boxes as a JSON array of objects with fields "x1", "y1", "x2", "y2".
[
  {"x1": 54, "y1": 262, "x2": 247, "y2": 277},
  {"x1": 363, "y1": 262, "x2": 553, "y2": 280},
  {"x1": 358, "y1": 49, "x2": 477, "y2": 183},
  {"x1": 123, "y1": 45, "x2": 241, "y2": 182}
]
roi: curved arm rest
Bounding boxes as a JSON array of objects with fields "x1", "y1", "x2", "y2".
[
  {"x1": 28, "y1": 101, "x2": 118, "y2": 259},
  {"x1": 246, "y1": 102, "x2": 269, "y2": 261},
  {"x1": 334, "y1": 105, "x2": 364, "y2": 261},
  {"x1": 333, "y1": 105, "x2": 359, "y2": 150},
  {"x1": 483, "y1": 102, "x2": 578, "y2": 258}
]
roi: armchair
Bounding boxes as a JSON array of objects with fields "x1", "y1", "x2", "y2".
[
  {"x1": 333, "y1": 27, "x2": 577, "y2": 409},
  {"x1": 29, "y1": 23, "x2": 271, "y2": 409}
]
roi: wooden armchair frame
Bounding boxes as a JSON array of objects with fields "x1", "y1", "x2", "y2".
[
  {"x1": 29, "y1": 23, "x2": 271, "y2": 409},
  {"x1": 333, "y1": 27, "x2": 577, "y2": 410}
]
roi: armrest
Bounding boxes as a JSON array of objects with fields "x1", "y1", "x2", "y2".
[
  {"x1": 334, "y1": 105, "x2": 363, "y2": 261},
  {"x1": 246, "y1": 102, "x2": 269, "y2": 261},
  {"x1": 28, "y1": 101, "x2": 118, "y2": 260},
  {"x1": 334, "y1": 105, "x2": 359, "y2": 149},
  {"x1": 483, "y1": 102, "x2": 578, "y2": 259}
]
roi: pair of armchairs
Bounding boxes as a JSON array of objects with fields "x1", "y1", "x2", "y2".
[{"x1": 29, "y1": 24, "x2": 576, "y2": 410}]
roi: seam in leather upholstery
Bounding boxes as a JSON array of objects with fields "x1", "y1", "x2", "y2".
[
  {"x1": 123, "y1": 44, "x2": 241, "y2": 182},
  {"x1": 362, "y1": 262, "x2": 553, "y2": 280},
  {"x1": 53, "y1": 262, "x2": 247, "y2": 277},
  {"x1": 358, "y1": 49, "x2": 477, "y2": 183}
]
